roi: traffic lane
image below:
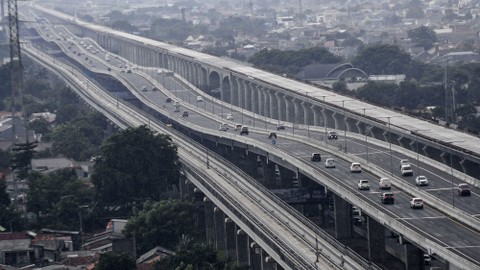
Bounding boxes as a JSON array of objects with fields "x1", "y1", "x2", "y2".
[{"x1": 401, "y1": 216, "x2": 480, "y2": 264}]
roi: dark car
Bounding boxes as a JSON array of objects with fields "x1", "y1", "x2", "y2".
[
  {"x1": 311, "y1": 153, "x2": 321, "y2": 162},
  {"x1": 268, "y1": 132, "x2": 277, "y2": 139},
  {"x1": 458, "y1": 183, "x2": 471, "y2": 196},
  {"x1": 276, "y1": 124, "x2": 285, "y2": 130},
  {"x1": 165, "y1": 97, "x2": 172, "y2": 103},
  {"x1": 381, "y1": 192, "x2": 395, "y2": 204},
  {"x1": 328, "y1": 131, "x2": 338, "y2": 140},
  {"x1": 182, "y1": 111, "x2": 189, "y2": 117}
]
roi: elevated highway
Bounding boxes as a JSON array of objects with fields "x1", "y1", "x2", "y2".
[
  {"x1": 22, "y1": 6, "x2": 480, "y2": 270},
  {"x1": 29, "y1": 2, "x2": 480, "y2": 184}
]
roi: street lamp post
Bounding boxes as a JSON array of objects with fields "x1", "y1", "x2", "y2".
[
  {"x1": 412, "y1": 129, "x2": 429, "y2": 176},
  {"x1": 447, "y1": 140, "x2": 465, "y2": 207}
]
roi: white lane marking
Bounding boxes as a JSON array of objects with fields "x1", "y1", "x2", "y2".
[{"x1": 396, "y1": 216, "x2": 445, "y2": 220}]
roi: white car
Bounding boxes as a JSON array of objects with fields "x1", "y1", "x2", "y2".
[
  {"x1": 219, "y1": 123, "x2": 229, "y2": 131},
  {"x1": 196, "y1": 96, "x2": 203, "y2": 102},
  {"x1": 357, "y1": 179, "x2": 370, "y2": 190},
  {"x1": 324, "y1": 158, "x2": 335, "y2": 168},
  {"x1": 399, "y1": 159, "x2": 410, "y2": 168},
  {"x1": 400, "y1": 165, "x2": 413, "y2": 176},
  {"x1": 350, "y1": 162, "x2": 361, "y2": 173},
  {"x1": 226, "y1": 113, "x2": 234, "y2": 120},
  {"x1": 415, "y1": 175, "x2": 429, "y2": 186},
  {"x1": 410, "y1": 197, "x2": 424, "y2": 209}
]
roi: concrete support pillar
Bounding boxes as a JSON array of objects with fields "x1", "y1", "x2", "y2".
[
  {"x1": 262, "y1": 158, "x2": 277, "y2": 188},
  {"x1": 252, "y1": 84, "x2": 259, "y2": 114},
  {"x1": 263, "y1": 253, "x2": 276, "y2": 270},
  {"x1": 225, "y1": 218, "x2": 237, "y2": 260},
  {"x1": 333, "y1": 194, "x2": 352, "y2": 239},
  {"x1": 214, "y1": 207, "x2": 226, "y2": 251},
  {"x1": 236, "y1": 229, "x2": 249, "y2": 268},
  {"x1": 293, "y1": 99, "x2": 303, "y2": 124},
  {"x1": 313, "y1": 106, "x2": 322, "y2": 126},
  {"x1": 404, "y1": 243, "x2": 424, "y2": 270},
  {"x1": 268, "y1": 91, "x2": 277, "y2": 119},
  {"x1": 285, "y1": 97, "x2": 294, "y2": 123},
  {"x1": 204, "y1": 197, "x2": 215, "y2": 244},
  {"x1": 245, "y1": 81, "x2": 252, "y2": 111},
  {"x1": 231, "y1": 77, "x2": 239, "y2": 106},
  {"x1": 277, "y1": 166, "x2": 296, "y2": 189},
  {"x1": 275, "y1": 93, "x2": 286, "y2": 121},
  {"x1": 367, "y1": 216, "x2": 386, "y2": 263},
  {"x1": 250, "y1": 241, "x2": 262, "y2": 270}
]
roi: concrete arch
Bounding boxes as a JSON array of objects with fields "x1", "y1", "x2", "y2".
[
  {"x1": 209, "y1": 71, "x2": 221, "y2": 93},
  {"x1": 222, "y1": 76, "x2": 231, "y2": 103}
]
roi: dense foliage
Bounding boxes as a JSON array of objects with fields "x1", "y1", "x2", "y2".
[
  {"x1": 27, "y1": 169, "x2": 93, "y2": 230},
  {"x1": 91, "y1": 125, "x2": 180, "y2": 206},
  {"x1": 153, "y1": 242, "x2": 224, "y2": 270},
  {"x1": 248, "y1": 47, "x2": 342, "y2": 75},
  {"x1": 95, "y1": 252, "x2": 136, "y2": 270},
  {"x1": 352, "y1": 44, "x2": 412, "y2": 75},
  {"x1": 407, "y1": 26, "x2": 437, "y2": 50},
  {"x1": 124, "y1": 200, "x2": 198, "y2": 253}
]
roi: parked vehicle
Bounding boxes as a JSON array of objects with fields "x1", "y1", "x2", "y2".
[
  {"x1": 410, "y1": 197, "x2": 424, "y2": 209},
  {"x1": 324, "y1": 158, "x2": 335, "y2": 168},
  {"x1": 381, "y1": 192, "x2": 395, "y2": 204},
  {"x1": 458, "y1": 183, "x2": 471, "y2": 196},
  {"x1": 311, "y1": 153, "x2": 321, "y2": 162},
  {"x1": 357, "y1": 179, "x2": 370, "y2": 190},
  {"x1": 350, "y1": 162, "x2": 361, "y2": 173},
  {"x1": 415, "y1": 175, "x2": 429, "y2": 186}
]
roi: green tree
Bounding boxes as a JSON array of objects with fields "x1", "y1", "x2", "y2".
[
  {"x1": 11, "y1": 141, "x2": 37, "y2": 180},
  {"x1": 91, "y1": 125, "x2": 180, "y2": 206},
  {"x1": 27, "y1": 169, "x2": 93, "y2": 230},
  {"x1": 28, "y1": 118, "x2": 50, "y2": 135},
  {"x1": 124, "y1": 200, "x2": 197, "y2": 253},
  {"x1": 111, "y1": 19, "x2": 138, "y2": 33},
  {"x1": 352, "y1": 44, "x2": 411, "y2": 75},
  {"x1": 96, "y1": 252, "x2": 136, "y2": 270},
  {"x1": 407, "y1": 26, "x2": 436, "y2": 50},
  {"x1": 153, "y1": 242, "x2": 223, "y2": 270}
]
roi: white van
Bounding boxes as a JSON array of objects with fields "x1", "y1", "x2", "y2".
[{"x1": 379, "y1": 177, "x2": 392, "y2": 190}]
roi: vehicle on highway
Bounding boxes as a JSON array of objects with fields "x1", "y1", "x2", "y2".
[
  {"x1": 400, "y1": 164, "x2": 413, "y2": 176},
  {"x1": 357, "y1": 179, "x2": 370, "y2": 190},
  {"x1": 379, "y1": 177, "x2": 392, "y2": 190},
  {"x1": 182, "y1": 111, "x2": 189, "y2": 117},
  {"x1": 127, "y1": 69, "x2": 132, "y2": 74},
  {"x1": 458, "y1": 183, "x2": 471, "y2": 196},
  {"x1": 120, "y1": 69, "x2": 125, "y2": 73},
  {"x1": 165, "y1": 97, "x2": 172, "y2": 103},
  {"x1": 268, "y1": 132, "x2": 277, "y2": 139},
  {"x1": 226, "y1": 113, "x2": 234, "y2": 120},
  {"x1": 234, "y1": 124, "x2": 242, "y2": 131},
  {"x1": 324, "y1": 158, "x2": 335, "y2": 168},
  {"x1": 328, "y1": 131, "x2": 338, "y2": 139},
  {"x1": 219, "y1": 123, "x2": 229, "y2": 131},
  {"x1": 349, "y1": 162, "x2": 361, "y2": 173},
  {"x1": 240, "y1": 126, "x2": 249, "y2": 135},
  {"x1": 415, "y1": 175, "x2": 429, "y2": 186},
  {"x1": 152, "y1": 87, "x2": 158, "y2": 91},
  {"x1": 173, "y1": 107, "x2": 180, "y2": 113},
  {"x1": 399, "y1": 159, "x2": 410, "y2": 168},
  {"x1": 276, "y1": 124, "x2": 285, "y2": 130},
  {"x1": 107, "y1": 67, "x2": 111, "y2": 71},
  {"x1": 381, "y1": 192, "x2": 395, "y2": 204},
  {"x1": 141, "y1": 86, "x2": 147, "y2": 92},
  {"x1": 410, "y1": 197, "x2": 424, "y2": 209},
  {"x1": 174, "y1": 101, "x2": 180, "y2": 107},
  {"x1": 311, "y1": 153, "x2": 321, "y2": 162},
  {"x1": 196, "y1": 96, "x2": 203, "y2": 102}
]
